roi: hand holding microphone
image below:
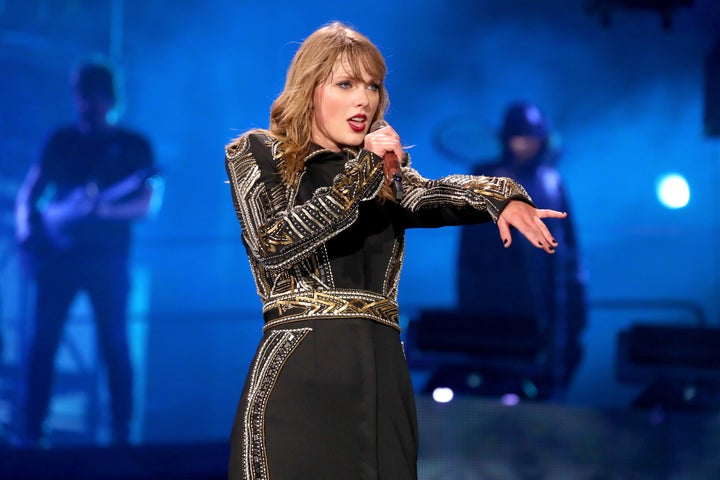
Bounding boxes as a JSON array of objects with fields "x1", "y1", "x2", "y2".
[{"x1": 367, "y1": 120, "x2": 404, "y2": 201}]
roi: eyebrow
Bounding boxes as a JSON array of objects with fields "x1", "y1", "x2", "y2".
[{"x1": 332, "y1": 71, "x2": 379, "y2": 84}]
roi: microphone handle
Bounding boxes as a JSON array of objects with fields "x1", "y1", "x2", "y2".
[
  {"x1": 370, "y1": 119, "x2": 403, "y2": 201},
  {"x1": 383, "y1": 153, "x2": 403, "y2": 201},
  {"x1": 391, "y1": 173, "x2": 403, "y2": 201}
]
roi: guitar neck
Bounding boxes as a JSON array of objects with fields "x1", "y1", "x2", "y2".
[{"x1": 97, "y1": 167, "x2": 159, "y2": 203}]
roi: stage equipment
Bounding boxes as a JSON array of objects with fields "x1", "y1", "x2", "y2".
[
  {"x1": 404, "y1": 309, "x2": 574, "y2": 400},
  {"x1": 616, "y1": 323, "x2": 720, "y2": 411},
  {"x1": 704, "y1": 37, "x2": 720, "y2": 137},
  {"x1": 584, "y1": 0, "x2": 694, "y2": 30}
]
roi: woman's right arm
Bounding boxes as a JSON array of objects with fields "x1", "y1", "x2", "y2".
[{"x1": 225, "y1": 133, "x2": 384, "y2": 271}]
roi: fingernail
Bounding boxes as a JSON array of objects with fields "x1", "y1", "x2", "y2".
[
  {"x1": 538, "y1": 241, "x2": 543, "y2": 246},
  {"x1": 552, "y1": 238, "x2": 558, "y2": 244},
  {"x1": 503, "y1": 238, "x2": 509, "y2": 245}
]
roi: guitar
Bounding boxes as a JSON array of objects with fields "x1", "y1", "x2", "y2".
[{"x1": 19, "y1": 165, "x2": 161, "y2": 254}]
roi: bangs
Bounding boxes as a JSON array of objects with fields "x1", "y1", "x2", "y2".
[{"x1": 340, "y1": 42, "x2": 385, "y2": 84}]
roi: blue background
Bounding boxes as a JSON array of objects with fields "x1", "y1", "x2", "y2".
[{"x1": 1, "y1": 0, "x2": 720, "y2": 444}]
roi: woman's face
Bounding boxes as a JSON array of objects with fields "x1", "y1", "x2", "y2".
[{"x1": 311, "y1": 58, "x2": 380, "y2": 151}]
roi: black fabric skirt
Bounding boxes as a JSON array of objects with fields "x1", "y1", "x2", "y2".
[{"x1": 228, "y1": 317, "x2": 418, "y2": 480}]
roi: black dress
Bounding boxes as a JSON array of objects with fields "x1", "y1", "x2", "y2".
[{"x1": 224, "y1": 132, "x2": 531, "y2": 480}]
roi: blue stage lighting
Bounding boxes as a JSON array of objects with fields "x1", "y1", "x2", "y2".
[{"x1": 656, "y1": 173, "x2": 690, "y2": 209}]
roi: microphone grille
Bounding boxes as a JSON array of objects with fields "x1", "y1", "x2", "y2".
[{"x1": 370, "y1": 119, "x2": 389, "y2": 133}]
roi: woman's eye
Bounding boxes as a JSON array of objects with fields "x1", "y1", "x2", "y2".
[
  {"x1": 338, "y1": 81, "x2": 352, "y2": 88},
  {"x1": 368, "y1": 83, "x2": 380, "y2": 92}
]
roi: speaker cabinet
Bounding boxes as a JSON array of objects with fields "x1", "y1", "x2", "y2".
[{"x1": 704, "y1": 37, "x2": 720, "y2": 137}]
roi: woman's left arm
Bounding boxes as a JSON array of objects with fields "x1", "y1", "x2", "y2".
[{"x1": 400, "y1": 166, "x2": 565, "y2": 254}]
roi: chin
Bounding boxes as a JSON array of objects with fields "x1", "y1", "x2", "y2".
[{"x1": 343, "y1": 133, "x2": 365, "y2": 147}]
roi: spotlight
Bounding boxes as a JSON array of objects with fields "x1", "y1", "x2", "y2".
[
  {"x1": 656, "y1": 173, "x2": 690, "y2": 209},
  {"x1": 432, "y1": 387, "x2": 454, "y2": 403}
]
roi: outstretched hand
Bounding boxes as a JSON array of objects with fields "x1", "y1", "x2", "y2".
[{"x1": 497, "y1": 200, "x2": 567, "y2": 254}]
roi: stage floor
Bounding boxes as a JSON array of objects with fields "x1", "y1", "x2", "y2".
[{"x1": 2, "y1": 394, "x2": 720, "y2": 479}]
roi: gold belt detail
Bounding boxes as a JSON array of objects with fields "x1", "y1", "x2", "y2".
[{"x1": 262, "y1": 291, "x2": 400, "y2": 332}]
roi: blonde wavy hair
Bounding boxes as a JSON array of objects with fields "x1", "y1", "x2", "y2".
[{"x1": 237, "y1": 21, "x2": 391, "y2": 197}]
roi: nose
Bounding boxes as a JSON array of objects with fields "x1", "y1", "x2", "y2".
[{"x1": 354, "y1": 86, "x2": 370, "y2": 107}]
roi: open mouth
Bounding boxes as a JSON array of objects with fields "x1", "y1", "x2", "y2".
[{"x1": 348, "y1": 115, "x2": 367, "y2": 132}]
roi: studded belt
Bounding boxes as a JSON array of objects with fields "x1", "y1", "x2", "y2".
[{"x1": 262, "y1": 289, "x2": 400, "y2": 332}]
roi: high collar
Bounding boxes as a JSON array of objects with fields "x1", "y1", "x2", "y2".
[{"x1": 305, "y1": 144, "x2": 359, "y2": 165}]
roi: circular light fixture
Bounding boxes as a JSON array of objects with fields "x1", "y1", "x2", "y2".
[{"x1": 656, "y1": 173, "x2": 690, "y2": 209}]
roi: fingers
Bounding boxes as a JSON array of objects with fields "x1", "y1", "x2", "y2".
[
  {"x1": 378, "y1": 125, "x2": 403, "y2": 161},
  {"x1": 533, "y1": 216, "x2": 559, "y2": 253},
  {"x1": 534, "y1": 209, "x2": 566, "y2": 253},
  {"x1": 497, "y1": 202, "x2": 567, "y2": 254},
  {"x1": 535, "y1": 209, "x2": 568, "y2": 219},
  {"x1": 364, "y1": 125, "x2": 403, "y2": 160},
  {"x1": 497, "y1": 217, "x2": 512, "y2": 248},
  {"x1": 512, "y1": 220, "x2": 556, "y2": 254}
]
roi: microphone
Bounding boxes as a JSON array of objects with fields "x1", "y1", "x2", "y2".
[{"x1": 369, "y1": 120, "x2": 403, "y2": 201}]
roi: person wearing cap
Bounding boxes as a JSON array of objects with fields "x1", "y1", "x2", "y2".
[{"x1": 456, "y1": 101, "x2": 588, "y2": 399}]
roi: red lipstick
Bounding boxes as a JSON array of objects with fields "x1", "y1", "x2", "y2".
[{"x1": 348, "y1": 114, "x2": 367, "y2": 132}]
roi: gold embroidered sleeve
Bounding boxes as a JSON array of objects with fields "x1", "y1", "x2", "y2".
[
  {"x1": 225, "y1": 135, "x2": 384, "y2": 271},
  {"x1": 399, "y1": 164, "x2": 533, "y2": 223}
]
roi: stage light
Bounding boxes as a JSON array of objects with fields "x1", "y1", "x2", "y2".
[
  {"x1": 432, "y1": 387, "x2": 454, "y2": 403},
  {"x1": 466, "y1": 372, "x2": 482, "y2": 389},
  {"x1": 656, "y1": 173, "x2": 690, "y2": 209}
]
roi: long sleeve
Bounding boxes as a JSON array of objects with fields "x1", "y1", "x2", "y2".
[
  {"x1": 225, "y1": 133, "x2": 385, "y2": 272},
  {"x1": 397, "y1": 161, "x2": 534, "y2": 228}
]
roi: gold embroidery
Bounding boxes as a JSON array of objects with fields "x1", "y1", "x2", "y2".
[
  {"x1": 242, "y1": 327, "x2": 312, "y2": 479},
  {"x1": 262, "y1": 290, "x2": 400, "y2": 332}
]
